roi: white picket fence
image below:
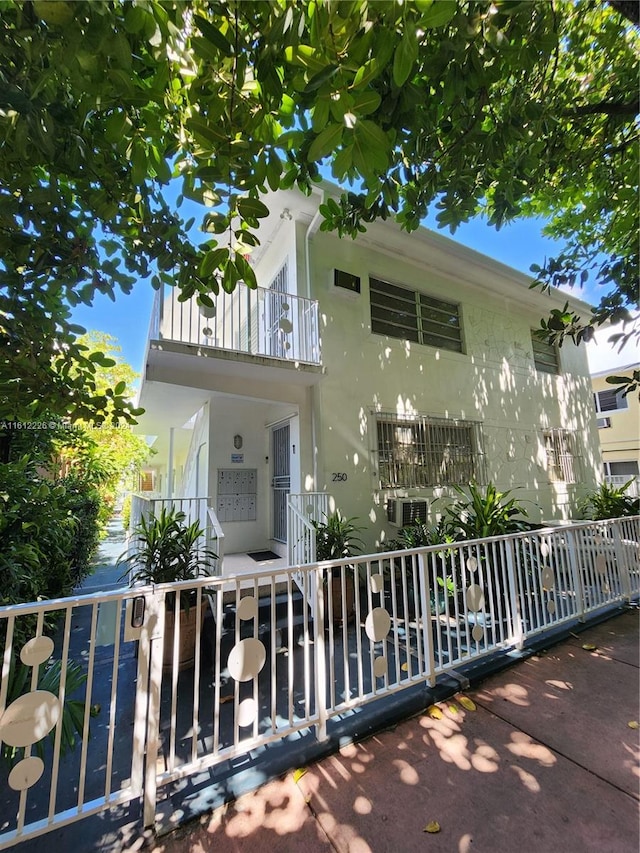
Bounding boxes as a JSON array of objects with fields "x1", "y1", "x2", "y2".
[{"x1": 0, "y1": 516, "x2": 638, "y2": 848}]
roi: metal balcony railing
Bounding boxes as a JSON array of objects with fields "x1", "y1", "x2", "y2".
[{"x1": 150, "y1": 283, "x2": 321, "y2": 366}]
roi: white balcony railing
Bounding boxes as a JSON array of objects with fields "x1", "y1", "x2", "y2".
[
  {"x1": 605, "y1": 475, "x2": 639, "y2": 497},
  {"x1": 151, "y1": 283, "x2": 321, "y2": 366}
]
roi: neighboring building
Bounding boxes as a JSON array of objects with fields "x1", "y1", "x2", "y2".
[
  {"x1": 135, "y1": 183, "x2": 600, "y2": 559},
  {"x1": 591, "y1": 363, "x2": 640, "y2": 496}
]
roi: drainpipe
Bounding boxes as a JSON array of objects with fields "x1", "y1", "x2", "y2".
[
  {"x1": 167, "y1": 427, "x2": 174, "y2": 500},
  {"x1": 305, "y1": 186, "x2": 325, "y2": 491}
]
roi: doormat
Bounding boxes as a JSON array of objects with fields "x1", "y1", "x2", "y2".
[{"x1": 247, "y1": 550, "x2": 280, "y2": 562}]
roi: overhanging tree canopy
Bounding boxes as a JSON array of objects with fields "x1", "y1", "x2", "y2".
[{"x1": 1, "y1": 0, "x2": 638, "y2": 421}]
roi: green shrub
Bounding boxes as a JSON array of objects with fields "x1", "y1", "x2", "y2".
[
  {"x1": 312, "y1": 511, "x2": 364, "y2": 561},
  {"x1": 579, "y1": 480, "x2": 640, "y2": 520},
  {"x1": 442, "y1": 481, "x2": 534, "y2": 541}
]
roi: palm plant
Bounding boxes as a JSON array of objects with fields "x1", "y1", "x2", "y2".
[
  {"x1": 579, "y1": 479, "x2": 640, "y2": 520},
  {"x1": 312, "y1": 511, "x2": 364, "y2": 562},
  {"x1": 118, "y1": 507, "x2": 216, "y2": 606},
  {"x1": 442, "y1": 481, "x2": 533, "y2": 541}
]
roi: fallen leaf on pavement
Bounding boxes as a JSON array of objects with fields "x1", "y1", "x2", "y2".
[
  {"x1": 426, "y1": 705, "x2": 443, "y2": 719},
  {"x1": 582, "y1": 643, "x2": 597, "y2": 651},
  {"x1": 458, "y1": 695, "x2": 477, "y2": 712},
  {"x1": 628, "y1": 721, "x2": 638, "y2": 729},
  {"x1": 448, "y1": 704, "x2": 459, "y2": 715},
  {"x1": 293, "y1": 767, "x2": 307, "y2": 782},
  {"x1": 423, "y1": 821, "x2": 441, "y2": 833}
]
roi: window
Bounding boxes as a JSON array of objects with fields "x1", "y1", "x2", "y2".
[
  {"x1": 543, "y1": 429, "x2": 578, "y2": 483},
  {"x1": 593, "y1": 388, "x2": 628, "y2": 414},
  {"x1": 531, "y1": 333, "x2": 560, "y2": 374},
  {"x1": 597, "y1": 417, "x2": 611, "y2": 429},
  {"x1": 370, "y1": 277, "x2": 463, "y2": 353},
  {"x1": 375, "y1": 413, "x2": 484, "y2": 488},
  {"x1": 334, "y1": 269, "x2": 361, "y2": 294},
  {"x1": 604, "y1": 461, "x2": 639, "y2": 477}
]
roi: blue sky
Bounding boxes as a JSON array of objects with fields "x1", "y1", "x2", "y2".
[{"x1": 70, "y1": 207, "x2": 607, "y2": 377}]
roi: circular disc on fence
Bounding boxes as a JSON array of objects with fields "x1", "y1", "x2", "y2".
[
  {"x1": 370, "y1": 573, "x2": 384, "y2": 594},
  {"x1": 279, "y1": 318, "x2": 293, "y2": 334},
  {"x1": 547, "y1": 600, "x2": 556, "y2": 615},
  {"x1": 466, "y1": 556, "x2": 478, "y2": 572},
  {"x1": 237, "y1": 698, "x2": 258, "y2": 728},
  {"x1": 20, "y1": 636, "x2": 54, "y2": 668},
  {"x1": 0, "y1": 691, "x2": 60, "y2": 748},
  {"x1": 540, "y1": 542, "x2": 550, "y2": 558},
  {"x1": 595, "y1": 554, "x2": 607, "y2": 575},
  {"x1": 541, "y1": 567, "x2": 555, "y2": 591},
  {"x1": 365, "y1": 607, "x2": 391, "y2": 642},
  {"x1": 472, "y1": 624, "x2": 484, "y2": 642},
  {"x1": 465, "y1": 584, "x2": 485, "y2": 613},
  {"x1": 373, "y1": 656, "x2": 387, "y2": 678},
  {"x1": 227, "y1": 638, "x2": 266, "y2": 682},
  {"x1": 202, "y1": 327, "x2": 214, "y2": 337},
  {"x1": 8, "y1": 756, "x2": 44, "y2": 792},
  {"x1": 237, "y1": 596, "x2": 258, "y2": 621}
]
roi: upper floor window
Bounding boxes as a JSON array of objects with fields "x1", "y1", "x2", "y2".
[
  {"x1": 593, "y1": 388, "x2": 628, "y2": 415},
  {"x1": 543, "y1": 429, "x2": 579, "y2": 483},
  {"x1": 375, "y1": 412, "x2": 484, "y2": 489},
  {"x1": 370, "y1": 277, "x2": 463, "y2": 353},
  {"x1": 531, "y1": 333, "x2": 560, "y2": 374}
]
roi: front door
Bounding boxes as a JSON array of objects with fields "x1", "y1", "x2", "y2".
[{"x1": 271, "y1": 423, "x2": 290, "y2": 543}]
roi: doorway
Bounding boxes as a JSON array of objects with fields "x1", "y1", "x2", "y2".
[{"x1": 271, "y1": 422, "x2": 290, "y2": 543}]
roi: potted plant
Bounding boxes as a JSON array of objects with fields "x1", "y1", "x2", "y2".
[
  {"x1": 312, "y1": 511, "x2": 364, "y2": 624},
  {"x1": 118, "y1": 507, "x2": 216, "y2": 671}
]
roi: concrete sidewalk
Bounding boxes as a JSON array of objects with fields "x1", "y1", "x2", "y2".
[{"x1": 150, "y1": 609, "x2": 639, "y2": 853}]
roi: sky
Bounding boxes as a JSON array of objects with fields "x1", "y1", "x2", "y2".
[{"x1": 69, "y1": 202, "x2": 626, "y2": 378}]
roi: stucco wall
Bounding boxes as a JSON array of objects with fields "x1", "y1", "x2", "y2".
[{"x1": 306, "y1": 226, "x2": 600, "y2": 550}]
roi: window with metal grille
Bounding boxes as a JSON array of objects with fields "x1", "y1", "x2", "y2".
[
  {"x1": 370, "y1": 277, "x2": 463, "y2": 353},
  {"x1": 375, "y1": 413, "x2": 484, "y2": 488},
  {"x1": 531, "y1": 333, "x2": 560, "y2": 374},
  {"x1": 593, "y1": 388, "x2": 628, "y2": 414},
  {"x1": 543, "y1": 429, "x2": 579, "y2": 483}
]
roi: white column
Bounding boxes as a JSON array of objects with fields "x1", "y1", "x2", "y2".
[{"x1": 167, "y1": 427, "x2": 174, "y2": 500}]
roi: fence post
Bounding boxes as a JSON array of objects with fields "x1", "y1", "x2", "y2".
[
  {"x1": 417, "y1": 552, "x2": 437, "y2": 687},
  {"x1": 132, "y1": 591, "x2": 165, "y2": 829},
  {"x1": 611, "y1": 521, "x2": 632, "y2": 602},
  {"x1": 504, "y1": 539, "x2": 524, "y2": 649},
  {"x1": 566, "y1": 528, "x2": 586, "y2": 621},
  {"x1": 314, "y1": 566, "x2": 328, "y2": 742}
]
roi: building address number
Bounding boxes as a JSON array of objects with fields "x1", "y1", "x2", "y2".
[{"x1": 332, "y1": 472, "x2": 348, "y2": 482}]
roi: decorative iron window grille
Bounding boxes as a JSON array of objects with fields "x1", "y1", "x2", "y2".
[
  {"x1": 543, "y1": 429, "x2": 579, "y2": 483},
  {"x1": 531, "y1": 332, "x2": 560, "y2": 374},
  {"x1": 375, "y1": 412, "x2": 485, "y2": 489},
  {"x1": 370, "y1": 277, "x2": 463, "y2": 353}
]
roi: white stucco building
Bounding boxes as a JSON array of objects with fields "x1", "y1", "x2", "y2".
[{"x1": 135, "y1": 183, "x2": 601, "y2": 559}]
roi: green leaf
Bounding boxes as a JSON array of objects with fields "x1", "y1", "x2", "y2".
[
  {"x1": 308, "y1": 124, "x2": 343, "y2": 162},
  {"x1": 352, "y1": 90, "x2": 382, "y2": 116},
  {"x1": 193, "y1": 15, "x2": 233, "y2": 56},
  {"x1": 237, "y1": 197, "x2": 270, "y2": 220},
  {"x1": 393, "y1": 28, "x2": 419, "y2": 87},
  {"x1": 114, "y1": 380, "x2": 126, "y2": 396},
  {"x1": 189, "y1": 117, "x2": 229, "y2": 147},
  {"x1": 352, "y1": 57, "x2": 382, "y2": 89},
  {"x1": 352, "y1": 121, "x2": 389, "y2": 174},
  {"x1": 304, "y1": 64, "x2": 339, "y2": 93},
  {"x1": 199, "y1": 248, "x2": 227, "y2": 278},
  {"x1": 417, "y1": 0, "x2": 457, "y2": 27}
]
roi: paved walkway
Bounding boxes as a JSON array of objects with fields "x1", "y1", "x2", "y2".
[{"x1": 150, "y1": 609, "x2": 639, "y2": 853}]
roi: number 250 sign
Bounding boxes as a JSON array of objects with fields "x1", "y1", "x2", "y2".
[{"x1": 332, "y1": 472, "x2": 347, "y2": 482}]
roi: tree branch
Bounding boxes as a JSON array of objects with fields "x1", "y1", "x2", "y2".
[{"x1": 565, "y1": 100, "x2": 638, "y2": 118}]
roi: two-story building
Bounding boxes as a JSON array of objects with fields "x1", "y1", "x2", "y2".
[
  {"x1": 135, "y1": 183, "x2": 601, "y2": 561},
  {"x1": 591, "y1": 363, "x2": 640, "y2": 496}
]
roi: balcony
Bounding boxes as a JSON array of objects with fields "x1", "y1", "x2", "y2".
[{"x1": 144, "y1": 283, "x2": 323, "y2": 388}]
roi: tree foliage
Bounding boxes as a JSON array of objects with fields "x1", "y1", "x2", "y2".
[{"x1": 1, "y1": 0, "x2": 637, "y2": 420}]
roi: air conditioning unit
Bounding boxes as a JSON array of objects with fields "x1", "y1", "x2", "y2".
[{"x1": 387, "y1": 498, "x2": 428, "y2": 528}]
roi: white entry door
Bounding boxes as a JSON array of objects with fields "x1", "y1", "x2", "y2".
[{"x1": 271, "y1": 423, "x2": 290, "y2": 543}]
